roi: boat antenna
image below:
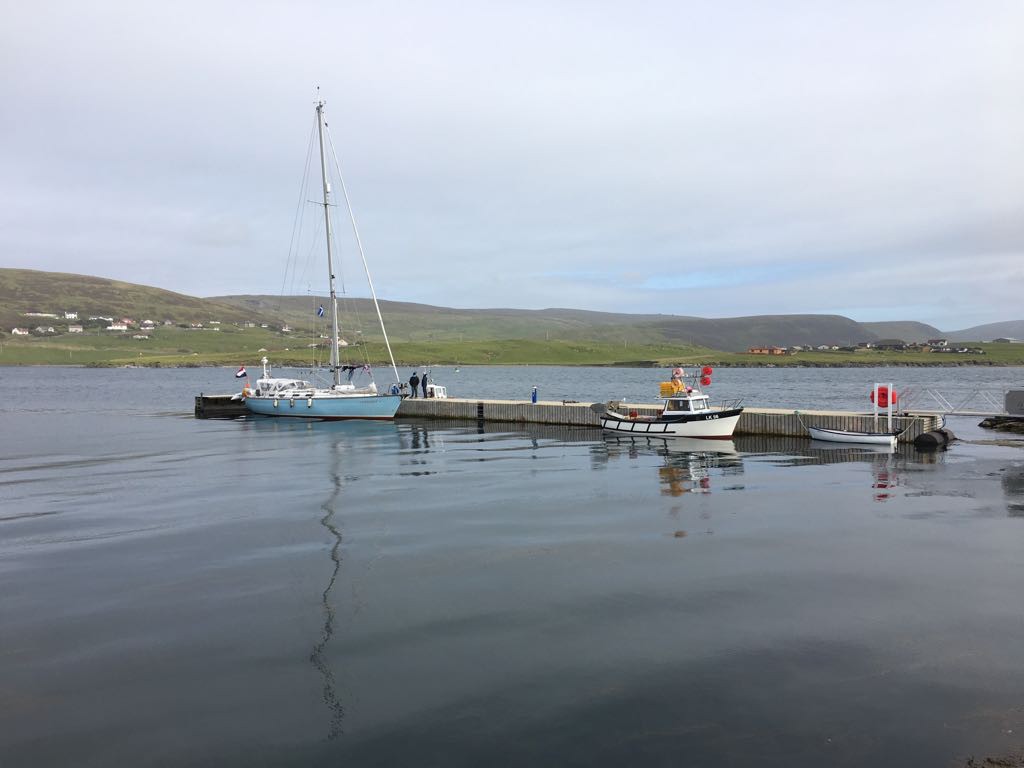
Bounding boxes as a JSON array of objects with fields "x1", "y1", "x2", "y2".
[
  {"x1": 324, "y1": 123, "x2": 402, "y2": 387},
  {"x1": 315, "y1": 99, "x2": 342, "y2": 387}
]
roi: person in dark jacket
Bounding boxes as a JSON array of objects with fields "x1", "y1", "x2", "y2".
[
  {"x1": 409, "y1": 372, "x2": 420, "y2": 397},
  {"x1": 421, "y1": 371, "x2": 429, "y2": 398}
]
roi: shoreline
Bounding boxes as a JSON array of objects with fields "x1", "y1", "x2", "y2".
[{"x1": 0, "y1": 360, "x2": 1021, "y2": 370}]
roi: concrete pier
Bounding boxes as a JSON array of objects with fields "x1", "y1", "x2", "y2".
[
  {"x1": 397, "y1": 397, "x2": 943, "y2": 443},
  {"x1": 194, "y1": 394, "x2": 247, "y2": 418},
  {"x1": 194, "y1": 393, "x2": 942, "y2": 442}
]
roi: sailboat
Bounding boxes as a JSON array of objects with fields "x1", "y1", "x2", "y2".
[{"x1": 243, "y1": 100, "x2": 402, "y2": 420}]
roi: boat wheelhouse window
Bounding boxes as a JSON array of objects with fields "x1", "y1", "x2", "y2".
[{"x1": 669, "y1": 399, "x2": 690, "y2": 411}]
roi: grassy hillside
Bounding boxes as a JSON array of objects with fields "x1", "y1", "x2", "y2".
[
  {"x1": 3, "y1": 269, "x2": 1023, "y2": 365},
  {"x1": 0, "y1": 325, "x2": 719, "y2": 367},
  {"x1": 648, "y1": 314, "x2": 873, "y2": 351},
  {"x1": 210, "y1": 294, "x2": 679, "y2": 344},
  {"x1": 0, "y1": 268, "x2": 254, "y2": 329},
  {"x1": 861, "y1": 321, "x2": 943, "y2": 343},
  {"x1": 948, "y1": 320, "x2": 1024, "y2": 342}
]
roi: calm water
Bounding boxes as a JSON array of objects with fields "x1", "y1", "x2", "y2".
[{"x1": 2, "y1": 365, "x2": 1024, "y2": 767}]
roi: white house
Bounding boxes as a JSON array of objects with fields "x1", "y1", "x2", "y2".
[
  {"x1": 107, "y1": 323, "x2": 128, "y2": 331},
  {"x1": 11, "y1": 327, "x2": 29, "y2": 336},
  {"x1": 34, "y1": 325, "x2": 56, "y2": 334},
  {"x1": 64, "y1": 311, "x2": 79, "y2": 320},
  {"x1": 68, "y1": 325, "x2": 83, "y2": 333}
]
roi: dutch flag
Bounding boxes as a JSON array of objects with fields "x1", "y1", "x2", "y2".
[
  {"x1": 235, "y1": 366, "x2": 247, "y2": 378},
  {"x1": 317, "y1": 304, "x2": 325, "y2": 317}
]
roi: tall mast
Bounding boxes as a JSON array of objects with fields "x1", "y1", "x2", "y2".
[{"x1": 316, "y1": 100, "x2": 342, "y2": 387}]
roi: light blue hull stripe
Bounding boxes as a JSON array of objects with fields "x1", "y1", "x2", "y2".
[{"x1": 244, "y1": 394, "x2": 401, "y2": 420}]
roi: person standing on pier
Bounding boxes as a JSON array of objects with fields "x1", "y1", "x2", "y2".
[
  {"x1": 409, "y1": 371, "x2": 420, "y2": 398},
  {"x1": 421, "y1": 370, "x2": 429, "y2": 398}
]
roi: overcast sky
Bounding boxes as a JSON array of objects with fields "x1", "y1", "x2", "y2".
[{"x1": 2, "y1": 1, "x2": 1021, "y2": 329}]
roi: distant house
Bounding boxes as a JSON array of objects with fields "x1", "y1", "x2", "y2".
[
  {"x1": 163, "y1": 319, "x2": 174, "y2": 326},
  {"x1": 281, "y1": 325, "x2": 292, "y2": 333},
  {"x1": 120, "y1": 318, "x2": 134, "y2": 326},
  {"x1": 209, "y1": 320, "x2": 220, "y2": 326},
  {"x1": 24, "y1": 311, "x2": 57, "y2": 318},
  {"x1": 63, "y1": 311, "x2": 78, "y2": 320},
  {"x1": 857, "y1": 342, "x2": 875, "y2": 349},
  {"x1": 994, "y1": 337, "x2": 1019, "y2": 344},
  {"x1": 11, "y1": 327, "x2": 29, "y2": 336},
  {"x1": 816, "y1": 344, "x2": 831, "y2": 351},
  {"x1": 748, "y1": 346, "x2": 786, "y2": 355},
  {"x1": 189, "y1": 323, "x2": 204, "y2": 329},
  {"x1": 34, "y1": 325, "x2": 56, "y2": 334},
  {"x1": 141, "y1": 320, "x2": 155, "y2": 329},
  {"x1": 260, "y1": 323, "x2": 268, "y2": 328},
  {"x1": 927, "y1": 338, "x2": 948, "y2": 347},
  {"x1": 107, "y1": 322, "x2": 128, "y2": 331},
  {"x1": 68, "y1": 325, "x2": 83, "y2": 333},
  {"x1": 243, "y1": 321, "x2": 256, "y2": 328}
]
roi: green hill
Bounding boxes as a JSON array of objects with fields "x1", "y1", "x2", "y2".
[
  {"x1": 861, "y1": 321, "x2": 944, "y2": 344},
  {"x1": 3, "y1": 268, "x2": 1023, "y2": 366},
  {"x1": 948, "y1": 320, "x2": 1024, "y2": 343},
  {"x1": 0, "y1": 268, "x2": 255, "y2": 329}
]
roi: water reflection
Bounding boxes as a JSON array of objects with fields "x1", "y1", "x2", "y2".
[
  {"x1": 1002, "y1": 464, "x2": 1024, "y2": 516},
  {"x1": 598, "y1": 435, "x2": 745, "y2": 497},
  {"x1": 311, "y1": 439, "x2": 347, "y2": 739}
]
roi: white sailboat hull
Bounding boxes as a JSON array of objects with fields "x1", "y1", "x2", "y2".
[{"x1": 244, "y1": 392, "x2": 400, "y2": 420}]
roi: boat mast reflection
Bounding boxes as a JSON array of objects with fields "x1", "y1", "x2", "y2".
[{"x1": 310, "y1": 438, "x2": 346, "y2": 739}]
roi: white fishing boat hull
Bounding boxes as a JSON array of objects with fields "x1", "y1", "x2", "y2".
[
  {"x1": 806, "y1": 425, "x2": 898, "y2": 448},
  {"x1": 600, "y1": 408, "x2": 742, "y2": 439}
]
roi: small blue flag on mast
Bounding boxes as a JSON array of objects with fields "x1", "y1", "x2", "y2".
[{"x1": 317, "y1": 304, "x2": 325, "y2": 317}]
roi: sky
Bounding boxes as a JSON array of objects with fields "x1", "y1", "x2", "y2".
[{"x1": 2, "y1": 0, "x2": 1022, "y2": 330}]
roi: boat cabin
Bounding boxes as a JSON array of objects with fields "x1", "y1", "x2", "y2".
[
  {"x1": 254, "y1": 378, "x2": 314, "y2": 398},
  {"x1": 663, "y1": 393, "x2": 712, "y2": 414}
]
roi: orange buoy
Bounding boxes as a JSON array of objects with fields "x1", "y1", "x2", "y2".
[{"x1": 870, "y1": 385, "x2": 898, "y2": 408}]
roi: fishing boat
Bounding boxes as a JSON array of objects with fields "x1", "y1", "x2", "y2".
[
  {"x1": 243, "y1": 99, "x2": 401, "y2": 420},
  {"x1": 596, "y1": 367, "x2": 743, "y2": 439},
  {"x1": 796, "y1": 384, "x2": 906, "y2": 448}
]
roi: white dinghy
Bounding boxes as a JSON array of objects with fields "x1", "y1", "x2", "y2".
[{"x1": 798, "y1": 383, "x2": 907, "y2": 448}]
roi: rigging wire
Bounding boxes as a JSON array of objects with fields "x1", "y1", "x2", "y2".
[
  {"x1": 279, "y1": 119, "x2": 318, "y2": 306},
  {"x1": 324, "y1": 120, "x2": 401, "y2": 385}
]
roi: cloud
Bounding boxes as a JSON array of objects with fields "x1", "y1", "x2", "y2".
[{"x1": 1, "y1": 0, "x2": 1021, "y2": 329}]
